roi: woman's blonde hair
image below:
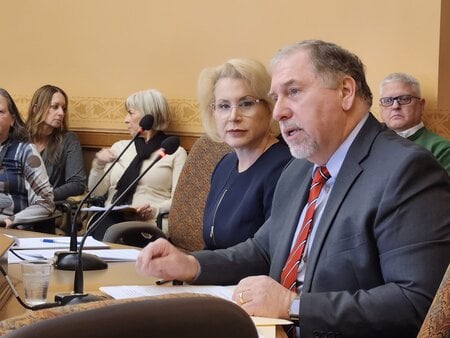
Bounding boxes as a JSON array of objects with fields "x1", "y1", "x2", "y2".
[
  {"x1": 197, "y1": 58, "x2": 278, "y2": 142},
  {"x1": 125, "y1": 89, "x2": 171, "y2": 131}
]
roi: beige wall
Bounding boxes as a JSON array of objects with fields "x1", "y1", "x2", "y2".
[{"x1": 1, "y1": 0, "x2": 448, "y2": 138}]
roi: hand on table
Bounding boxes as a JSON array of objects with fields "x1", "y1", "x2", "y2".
[
  {"x1": 232, "y1": 275, "x2": 296, "y2": 320},
  {"x1": 136, "y1": 238, "x2": 199, "y2": 282}
]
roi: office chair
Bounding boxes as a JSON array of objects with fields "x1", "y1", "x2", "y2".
[
  {"x1": 417, "y1": 263, "x2": 450, "y2": 338},
  {"x1": 103, "y1": 135, "x2": 231, "y2": 251},
  {"x1": 8, "y1": 200, "x2": 73, "y2": 235},
  {"x1": 8, "y1": 191, "x2": 105, "y2": 236},
  {"x1": 60, "y1": 195, "x2": 106, "y2": 235},
  {"x1": 2, "y1": 296, "x2": 259, "y2": 338},
  {"x1": 11, "y1": 195, "x2": 100, "y2": 235},
  {"x1": 53, "y1": 195, "x2": 88, "y2": 235}
]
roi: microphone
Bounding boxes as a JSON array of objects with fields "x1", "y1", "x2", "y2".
[
  {"x1": 55, "y1": 136, "x2": 180, "y2": 305},
  {"x1": 137, "y1": 114, "x2": 155, "y2": 132},
  {"x1": 54, "y1": 114, "x2": 154, "y2": 271},
  {"x1": 0, "y1": 263, "x2": 63, "y2": 310}
]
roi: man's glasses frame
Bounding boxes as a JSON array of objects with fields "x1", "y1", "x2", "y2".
[{"x1": 379, "y1": 95, "x2": 421, "y2": 107}]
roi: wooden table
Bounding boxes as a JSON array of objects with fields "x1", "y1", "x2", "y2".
[
  {"x1": 0, "y1": 228, "x2": 287, "y2": 338},
  {"x1": 0, "y1": 228, "x2": 154, "y2": 321}
]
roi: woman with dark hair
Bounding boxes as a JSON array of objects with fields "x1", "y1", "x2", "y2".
[
  {"x1": 26, "y1": 85, "x2": 86, "y2": 201},
  {"x1": 0, "y1": 88, "x2": 54, "y2": 232}
]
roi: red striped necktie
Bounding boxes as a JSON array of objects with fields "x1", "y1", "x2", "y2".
[{"x1": 281, "y1": 166, "x2": 331, "y2": 291}]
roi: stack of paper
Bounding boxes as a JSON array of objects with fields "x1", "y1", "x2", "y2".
[
  {"x1": 100, "y1": 284, "x2": 235, "y2": 301},
  {"x1": 11, "y1": 236, "x2": 109, "y2": 250},
  {"x1": 6, "y1": 235, "x2": 143, "y2": 264},
  {"x1": 81, "y1": 205, "x2": 136, "y2": 213},
  {"x1": 8, "y1": 248, "x2": 140, "y2": 264}
]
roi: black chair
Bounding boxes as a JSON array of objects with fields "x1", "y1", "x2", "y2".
[
  {"x1": 9, "y1": 195, "x2": 102, "y2": 235},
  {"x1": 7, "y1": 200, "x2": 73, "y2": 234},
  {"x1": 3, "y1": 296, "x2": 259, "y2": 338}
]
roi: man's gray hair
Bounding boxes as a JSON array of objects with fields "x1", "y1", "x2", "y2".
[
  {"x1": 379, "y1": 72, "x2": 421, "y2": 97},
  {"x1": 270, "y1": 39, "x2": 373, "y2": 107}
]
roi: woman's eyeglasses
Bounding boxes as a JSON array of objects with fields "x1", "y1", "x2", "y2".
[{"x1": 210, "y1": 99, "x2": 263, "y2": 116}]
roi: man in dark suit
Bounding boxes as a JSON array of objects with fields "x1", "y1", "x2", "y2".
[{"x1": 136, "y1": 40, "x2": 450, "y2": 337}]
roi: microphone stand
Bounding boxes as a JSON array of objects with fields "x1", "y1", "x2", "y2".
[
  {"x1": 56, "y1": 137, "x2": 179, "y2": 305},
  {"x1": 54, "y1": 129, "x2": 146, "y2": 271}
]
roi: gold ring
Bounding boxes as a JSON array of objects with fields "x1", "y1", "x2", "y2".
[{"x1": 239, "y1": 291, "x2": 245, "y2": 304}]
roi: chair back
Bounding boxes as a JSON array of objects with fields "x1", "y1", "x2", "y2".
[
  {"x1": 168, "y1": 135, "x2": 231, "y2": 251},
  {"x1": 417, "y1": 263, "x2": 450, "y2": 337},
  {"x1": 2, "y1": 296, "x2": 258, "y2": 338},
  {"x1": 102, "y1": 135, "x2": 230, "y2": 249}
]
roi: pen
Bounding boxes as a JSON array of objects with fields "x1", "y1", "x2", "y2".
[
  {"x1": 155, "y1": 279, "x2": 183, "y2": 285},
  {"x1": 42, "y1": 239, "x2": 78, "y2": 244},
  {"x1": 155, "y1": 279, "x2": 170, "y2": 285}
]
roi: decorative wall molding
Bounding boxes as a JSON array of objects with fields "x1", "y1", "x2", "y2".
[
  {"x1": 370, "y1": 108, "x2": 450, "y2": 139},
  {"x1": 422, "y1": 109, "x2": 450, "y2": 138},
  {"x1": 14, "y1": 95, "x2": 204, "y2": 135},
  {"x1": 13, "y1": 96, "x2": 450, "y2": 140}
]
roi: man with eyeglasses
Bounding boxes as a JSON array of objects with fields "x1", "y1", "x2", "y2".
[{"x1": 379, "y1": 72, "x2": 450, "y2": 175}]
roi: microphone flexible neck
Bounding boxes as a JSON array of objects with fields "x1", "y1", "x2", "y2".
[
  {"x1": 71, "y1": 130, "x2": 142, "y2": 241},
  {"x1": 73, "y1": 136, "x2": 179, "y2": 294}
]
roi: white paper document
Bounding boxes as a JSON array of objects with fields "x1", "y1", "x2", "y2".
[
  {"x1": 100, "y1": 284, "x2": 235, "y2": 301},
  {"x1": 85, "y1": 249, "x2": 140, "y2": 261},
  {"x1": 8, "y1": 248, "x2": 140, "y2": 264},
  {"x1": 81, "y1": 205, "x2": 136, "y2": 213},
  {"x1": 11, "y1": 236, "x2": 109, "y2": 250},
  {"x1": 99, "y1": 284, "x2": 292, "y2": 337}
]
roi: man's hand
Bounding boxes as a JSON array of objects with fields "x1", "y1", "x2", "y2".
[
  {"x1": 232, "y1": 275, "x2": 296, "y2": 319},
  {"x1": 136, "y1": 238, "x2": 199, "y2": 282}
]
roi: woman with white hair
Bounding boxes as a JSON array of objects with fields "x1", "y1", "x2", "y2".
[{"x1": 88, "y1": 89, "x2": 187, "y2": 240}]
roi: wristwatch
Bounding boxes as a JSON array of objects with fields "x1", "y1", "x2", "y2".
[{"x1": 289, "y1": 293, "x2": 301, "y2": 324}]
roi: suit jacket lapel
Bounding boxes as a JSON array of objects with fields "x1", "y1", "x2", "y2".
[
  {"x1": 303, "y1": 114, "x2": 382, "y2": 291},
  {"x1": 271, "y1": 161, "x2": 313, "y2": 280}
]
